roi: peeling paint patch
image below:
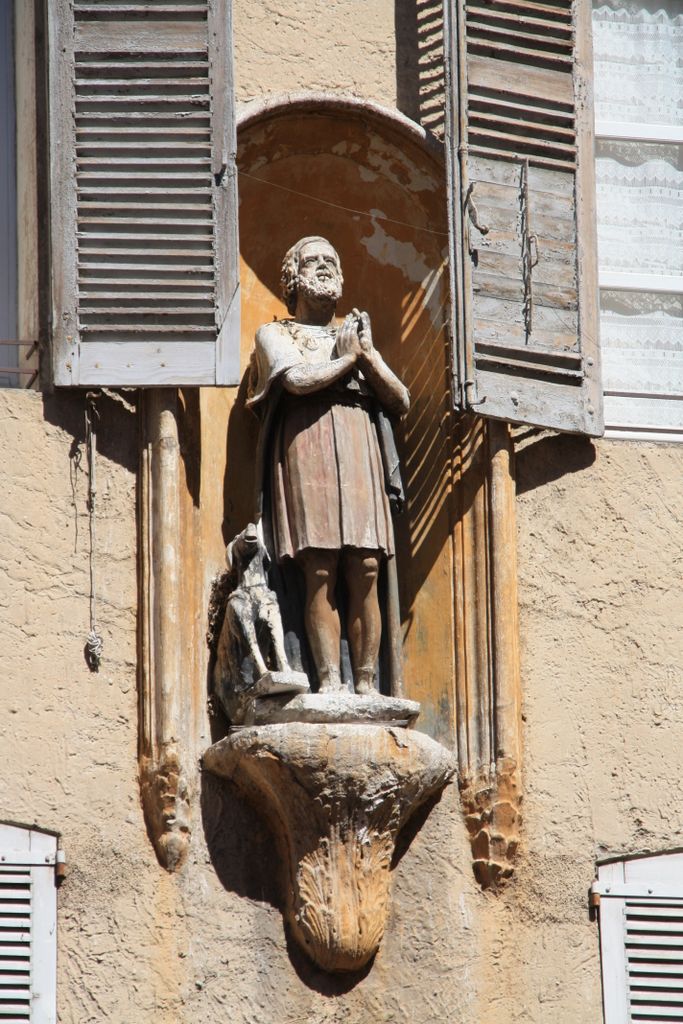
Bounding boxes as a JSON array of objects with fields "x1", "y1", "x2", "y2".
[
  {"x1": 361, "y1": 214, "x2": 435, "y2": 286},
  {"x1": 366, "y1": 137, "x2": 438, "y2": 195},
  {"x1": 359, "y1": 164, "x2": 379, "y2": 183},
  {"x1": 331, "y1": 141, "x2": 361, "y2": 157}
]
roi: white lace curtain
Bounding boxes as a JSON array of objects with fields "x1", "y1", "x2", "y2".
[
  {"x1": 593, "y1": 2, "x2": 683, "y2": 422},
  {"x1": 593, "y1": 3, "x2": 683, "y2": 126}
]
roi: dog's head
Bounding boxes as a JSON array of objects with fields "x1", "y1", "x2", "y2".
[{"x1": 225, "y1": 521, "x2": 269, "y2": 577}]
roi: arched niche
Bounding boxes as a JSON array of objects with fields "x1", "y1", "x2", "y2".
[
  {"x1": 213, "y1": 95, "x2": 454, "y2": 737},
  {"x1": 196, "y1": 95, "x2": 521, "y2": 887}
]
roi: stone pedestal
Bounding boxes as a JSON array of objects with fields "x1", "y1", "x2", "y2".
[
  {"x1": 246, "y1": 689, "x2": 420, "y2": 726},
  {"x1": 203, "y1": 720, "x2": 455, "y2": 973}
]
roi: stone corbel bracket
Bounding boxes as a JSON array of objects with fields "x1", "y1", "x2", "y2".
[{"x1": 204, "y1": 722, "x2": 455, "y2": 973}]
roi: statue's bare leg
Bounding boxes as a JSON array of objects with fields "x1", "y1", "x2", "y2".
[
  {"x1": 265, "y1": 600, "x2": 289, "y2": 673},
  {"x1": 297, "y1": 548, "x2": 343, "y2": 692},
  {"x1": 342, "y1": 548, "x2": 381, "y2": 695}
]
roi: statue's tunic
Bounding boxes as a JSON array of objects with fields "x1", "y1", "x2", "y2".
[{"x1": 248, "y1": 321, "x2": 393, "y2": 562}]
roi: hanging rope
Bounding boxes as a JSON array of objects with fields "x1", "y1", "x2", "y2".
[{"x1": 85, "y1": 392, "x2": 104, "y2": 671}]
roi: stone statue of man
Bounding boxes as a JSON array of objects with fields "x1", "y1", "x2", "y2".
[{"x1": 248, "y1": 236, "x2": 409, "y2": 695}]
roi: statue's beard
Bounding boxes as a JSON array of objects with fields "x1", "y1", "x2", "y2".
[{"x1": 297, "y1": 275, "x2": 342, "y2": 307}]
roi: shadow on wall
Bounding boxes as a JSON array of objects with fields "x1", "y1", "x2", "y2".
[
  {"x1": 42, "y1": 388, "x2": 138, "y2": 475},
  {"x1": 514, "y1": 430, "x2": 597, "y2": 495},
  {"x1": 200, "y1": 769, "x2": 373, "y2": 994},
  {"x1": 222, "y1": 369, "x2": 259, "y2": 546},
  {"x1": 201, "y1": 767, "x2": 448, "y2": 993},
  {"x1": 395, "y1": 0, "x2": 445, "y2": 136}
]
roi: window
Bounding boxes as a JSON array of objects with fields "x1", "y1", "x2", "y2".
[
  {"x1": 0, "y1": 823, "x2": 58, "y2": 1024},
  {"x1": 443, "y1": 0, "x2": 603, "y2": 436},
  {"x1": 593, "y1": 0, "x2": 683, "y2": 440},
  {"x1": 46, "y1": 0, "x2": 240, "y2": 387}
]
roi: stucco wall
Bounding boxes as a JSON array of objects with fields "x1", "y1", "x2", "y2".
[
  {"x1": 502, "y1": 433, "x2": 683, "y2": 1022},
  {"x1": 1, "y1": 2, "x2": 682, "y2": 1022},
  {"x1": 233, "y1": 0, "x2": 398, "y2": 109}
]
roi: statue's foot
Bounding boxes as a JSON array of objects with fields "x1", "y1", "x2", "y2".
[
  {"x1": 318, "y1": 670, "x2": 343, "y2": 694},
  {"x1": 354, "y1": 672, "x2": 375, "y2": 697}
]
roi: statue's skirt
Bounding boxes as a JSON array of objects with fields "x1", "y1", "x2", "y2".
[{"x1": 271, "y1": 391, "x2": 394, "y2": 560}]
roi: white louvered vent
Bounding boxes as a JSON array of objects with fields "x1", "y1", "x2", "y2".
[
  {"x1": 595, "y1": 854, "x2": 683, "y2": 1024},
  {"x1": 0, "y1": 824, "x2": 57, "y2": 1024},
  {"x1": 466, "y1": 0, "x2": 577, "y2": 170},
  {"x1": 74, "y1": 2, "x2": 216, "y2": 347},
  {"x1": 0, "y1": 865, "x2": 32, "y2": 1022},
  {"x1": 625, "y1": 899, "x2": 683, "y2": 1021}
]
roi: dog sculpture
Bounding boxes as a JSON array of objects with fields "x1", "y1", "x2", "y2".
[{"x1": 213, "y1": 523, "x2": 308, "y2": 722}]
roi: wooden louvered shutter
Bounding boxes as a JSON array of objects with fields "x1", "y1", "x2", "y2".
[
  {"x1": 48, "y1": 0, "x2": 239, "y2": 387},
  {"x1": 594, "y1": 855, "x2": 683, "y2": 1023},
  {"x1": 445, "y1": 0, "x2": 603, "y2": 434},
  {"x1": 0, "y1": 824, "x2": 58, "y2": 1024}
]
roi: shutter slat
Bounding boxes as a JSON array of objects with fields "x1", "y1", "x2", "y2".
[
  {"x1": 0, "y1": 948, "x2": 31, "y2": 960},
  {"x1": 78, "y1": 186, "x2": 210, "y2": 192},
  {"x1": 629, "y1": 950, "x2": 683, "y2": 964},
  {"x1": 82, "y1": 306, "x2": 215, "y2": 315},
  {"x1": 470, "y1": 95, "x2": 574, "y2": 125},
  {"x1": 74, "y1": 61, "x2": 209, "y2": 71},
  {"x1": 467, "y1": 6, "x2": 571, "y2": 31},
  {"x1": 81, "y1": 288, "x2": 213, "y2": 296},
  {"x1": 76, "y1": 140, "x2": 212, "y2": 149},
  {"x1": 469, "y1": 112, "x2": 575, "y2": 141},
  {"x1": 76, "y1": 93, "x2": 209, "y2": 101},
  {"x1": 81, "y1": 323, "x2": 214, "y2": 333},
  {"x1": 79, "y1": 266, "x2": 213, "y2": 274},
  {"x1": 481, "y1": 0, "x2": 572, "y2": 15},
  {"x1": 630, "y1": 977, "x2": 683, "y2": 989},
  {"x1": 629, "y1": 921, "x2": 683, "y2": 934},
  {"x1": 75, "y1": 76, "x2": 208, "y2": 85},
  {"x1": 631, "y1": 965, "x2": 683, "y2": 977},
  {"x1": 76, "y1": 110, "x2": 210, "y2": 119},
  {"x1": 74, "y1": 5, "x2": 208, "y2": 12},
  {"x1": 467, "y1": 146, "x2": 575, "y2": 171},
  {"x1": 631, "y1": 991, "x2": 683, "y2": 1004},
  {"x1": 76, "y1": 126, "x2": 211, "y2": 135},
  {"x1": 79, "y1": 172, "x2": 208, "y2": 181},
  {"x1": 631, "y1": 1010, "x2": 683, "y2": 1020},
  {"x1": 79, "y1": 247, "x2": 213, "y2": 257},
  {"x1": 79, "y1": 211, "x2": 210, "y2": 219},
  {"x1": 630, "y1": 909, "x2": 683, "y2": 920}
]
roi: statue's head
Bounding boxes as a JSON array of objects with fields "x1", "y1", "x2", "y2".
[{"x1": 281, "y1": 236, "x2": 343, "y2": 315}]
